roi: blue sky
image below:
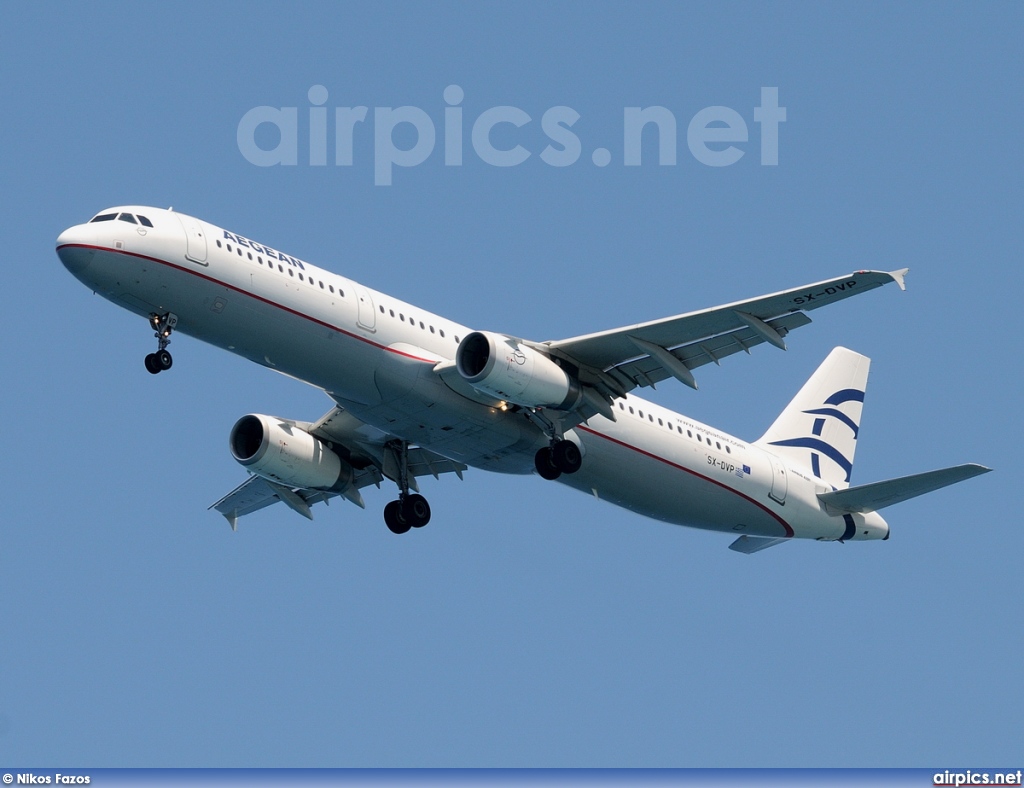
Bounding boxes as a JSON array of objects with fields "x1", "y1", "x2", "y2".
[{"x1": 2, "y1": 1, "x2": 1021, "y2": 768}]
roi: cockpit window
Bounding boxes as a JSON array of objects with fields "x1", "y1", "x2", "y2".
[
  {"x1": 118, "y1": 213, "x2": 138, "y2": 224},
  {"x1": 90, "y1": 213, "x2": 117, "y2": 223},
  {"x1": 137, "y1": 215, "x2": 153, "y2": 227}
]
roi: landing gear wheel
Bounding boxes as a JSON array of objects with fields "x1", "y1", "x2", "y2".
[
  {"x1": 552, "y1": 439, "x2": 582, "y2": 474},
  {"x1": 156, "y1": 349, "x2": 173, "y2": 371},
  {"x1": 535, "y1": 446, "x2": 562, "y2": 480},
  {"x1": 144, "y1": 353, "x2": 161, "y2": 375},
  {"x1": 403, "y1": 493, "x2": 431, "y2": 528},
  {"x1": 384, "y1": 500, "x2": 411, "y2": 534}
]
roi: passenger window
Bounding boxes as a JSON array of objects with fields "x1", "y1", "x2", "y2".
[
  {"x1": 319, "y1": 281, "x2": 324, "y2": 289},
  {"x1": 379, "y1": 305, "x2": 385, "y2": 313},
  {"x1": 216, "y1": 240, "x2": 222, "y2": 248},
  {"x1": 329, "y1": 285, "x2": 335, "y2": 293},
  {"x1": 278, "y1": 265, "x2": 283, "y2": 272},
  {"x1": 288, "y1": 269, "x2": 293, "y2": 277},
  {"x1": 247, "y1": 252, "x2": 252, "y2": 260},
  {"x1": 389, "y1": 309, "x2": 395, "y2": 317},
  {"x1": 697, "y1": 435, "x2": 702, "y2": 442},
  {"x1": 226, "y1": 244, "x2": 233, "y2": 252},
  {"x1": 339, "y1": 290, "x2": 345, "y2": 297},
  {"x1": 726, "y1": 446, "x2": 731, "y2": 454},
  {"x1": 687, "y1": 430, "x2": 693, "y2": 438},
  {"x1": 237, "y1": 248, "x2": 242, "y2": 256},
  {"x1": 90, "y1": 213, "x2": 116, "y2": 222},
  {"x1": 420, "y1": 321, "x2": 425, "y2": 329},
  {"x1": 658, "y1": 418, "x2": 663, "y2": 426},
  {"x1": 118, "y1": 213, "x2": 137, "y2": 224},
  {"x1": 629, "y1": 406, "x2": 634, "y2": 414},
  {"x1": 258, "y1": 257, "x2": 263, "y2": 264},
  {"x1": 298, "y1": 273, "x2": 304, "y2": 281},
  {"x1": 137, "y1": 215, "x2": 153, "y2": 227},
  {"x1": 439, "y1": 329, "x2": 445, "y2": 338},
  {"x1": 430, "y1": 326, "x2": 435, "y2": 333}
]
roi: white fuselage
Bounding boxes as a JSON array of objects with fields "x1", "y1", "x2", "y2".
[{"x1": 56, "y1": 206, "x2": 889, "y2": 543}]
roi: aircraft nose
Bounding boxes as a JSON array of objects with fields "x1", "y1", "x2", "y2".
[{"x1": 56, "y1": 226, "x2": 94, "y2": 274}]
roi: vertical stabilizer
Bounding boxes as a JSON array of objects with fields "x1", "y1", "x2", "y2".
[{"x1": 755, "y1": 347, "x2": 870, "y2": 489}]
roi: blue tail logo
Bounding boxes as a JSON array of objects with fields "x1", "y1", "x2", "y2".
[{"x1": 768, "y1": 388, "x2": 864, "y2": 482}]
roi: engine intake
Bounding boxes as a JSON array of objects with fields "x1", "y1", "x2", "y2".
[
  {"x1": 229, "y1": 414, "x2": 354, "y2": 491},
  {"x1": 455, "y1": 331, "x2": 580, "y2": 409}
]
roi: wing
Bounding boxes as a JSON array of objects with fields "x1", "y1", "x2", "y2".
[
  {"x1": 209, "y1": 403, "x2": 467, "y2": 530},
  {"x1": 544, "y1": 269, "x2": 907, "y2": 397}
]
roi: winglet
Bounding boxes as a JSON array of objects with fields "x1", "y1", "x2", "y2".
[
  {"x1": 889, "y1": 268, "x2": 909, "y2": 291},
  {"x1": 223, "y1": 510, "x2": 238, "y2": 532}
]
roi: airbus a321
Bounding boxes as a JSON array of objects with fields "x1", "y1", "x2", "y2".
[{"x1": 56, "y1": 206, "x2": 989, "y2": 552}]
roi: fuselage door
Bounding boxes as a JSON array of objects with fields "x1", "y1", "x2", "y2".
[
  {"x1": 767, "y1": 454, "x2": 788, "y2": 505},
  {"x1": 176, "y1": 213, "x2": 208, "y2": 264},
  {"x1": 355, "y1": 285, "x2": 376, "y2": 331}
]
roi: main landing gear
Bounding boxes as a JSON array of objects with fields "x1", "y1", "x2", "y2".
[
  {"x1": 526, "y1": 408, "x2": 583, "y2": 481},
  {"x1": 144, "y1": 312, "x2": 178, "y2": 375},
  {"x1": 382, "y1": 440, "x2": 431, "y2": 534},
  {"x1": 534, "y1": 439, "x2": 582, "y2": 480}
]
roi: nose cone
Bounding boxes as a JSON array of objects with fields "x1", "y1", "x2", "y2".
[{"x1": 56, "y1": 226, "x2": 94, "y2": 274}]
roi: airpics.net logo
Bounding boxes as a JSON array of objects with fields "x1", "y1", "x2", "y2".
[{"x1": 236, "y1": 85, "x2": 786, "y2": 186}]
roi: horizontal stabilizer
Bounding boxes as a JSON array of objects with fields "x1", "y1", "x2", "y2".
[
  {"x1": 817, "y1": 463, "x2": 991, "y2": 514},
  {"x1": 729, "y1": 535, "x2": 789, "y2": 554}
]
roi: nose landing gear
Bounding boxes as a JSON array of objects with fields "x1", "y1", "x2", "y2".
[{"x1": 145, "y1": 313, "x2": 177, "y2": 374}]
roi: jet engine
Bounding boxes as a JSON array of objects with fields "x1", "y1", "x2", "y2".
[
  {"x1": 229, "y1": 414, "x2": 354, "y2": 491},
  {"x1": 456, "y1": 331, "x2": 580, "y2": 409}
]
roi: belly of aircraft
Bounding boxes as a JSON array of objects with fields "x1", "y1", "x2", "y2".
[{"x1": 561, "y1": 427, "x2": 793, "y2": 538}]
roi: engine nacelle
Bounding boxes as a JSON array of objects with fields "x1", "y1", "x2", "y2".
[
  {"x1": 456, "y1": 331, "x2": 580, "y2": 409},
  {"x1": 229, "y1": 414, "x2": 354, "y2": 491}
]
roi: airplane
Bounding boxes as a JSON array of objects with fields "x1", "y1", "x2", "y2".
[{"x1": 56, "y1": 206, "x2": 990, "y2": 552}]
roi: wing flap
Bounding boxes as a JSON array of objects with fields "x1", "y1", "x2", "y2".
[
  {"x1": 209, "y1": 475, "x2": 328, "y2": 530},
  {"x1": 608, "y1": 312, "x2": 812, "y2": 392},
  {"x1": 817, "y1": 463, "x2": 991, "y2": 514}
]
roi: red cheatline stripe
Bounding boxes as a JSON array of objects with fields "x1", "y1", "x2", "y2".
[
  {"x1": 576, "y1": 424, "x2": 795, "y2": 537},
  {"x1": 57, "y1": 244, "x2": 436, "y2": 363}
]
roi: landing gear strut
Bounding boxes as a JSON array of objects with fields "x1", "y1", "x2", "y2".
[
  {"x1": 144, "y1": 312, "x2": 177, "y2": 374},
  {"x1": 382, "y1": 440, "x2": 431, "y2": 534}
]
